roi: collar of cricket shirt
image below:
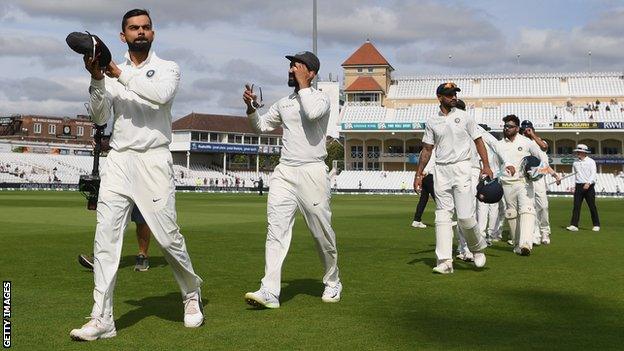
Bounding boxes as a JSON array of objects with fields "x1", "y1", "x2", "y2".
[{"x1": 124, "y1": 50, "x2": 155, "y2": 68}]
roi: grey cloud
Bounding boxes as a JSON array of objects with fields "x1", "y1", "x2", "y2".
[
  {"x1": 221, "y1": 59, "x2": 284, "y2": 86},
  {"x1": 508, "y1": 27, "x2": 624, "y2": 71},
  {"x1": 395, "y1": 6, "x2": 624, "y2": 72},
  {"x1": 0, "y1": 99, "x2": 84, "y2": 116},
  {"x1": 3, "y1": 0, "x2": 275, "y2": 27},
  {"x1": 261, "y1": 0, "x2": 501, "y2": 46},
  {"x1": 173, "y1": 57, "x2": 285, "y2": 110},
  {"x1": 160, "y1": 48, "x2": 213, "y2": 72},
  {"x1": 0, "y1": 35, "x2": 64, "y2": 56},
  {"x1": 584, "y1": 9, "x2": 624, "y2": 37},
  {"x1": 190, "y1": 77, "x2": 246, "y2": 110},
  {"x1": 0, "y1": 34, "x2": 75, "y2": 69},
  {"x1": 5, "y1": 0, "x2": 499, "y2": 48},
  {"x1": 0, "y1": 77, "x2": 87, "y2": 102}
]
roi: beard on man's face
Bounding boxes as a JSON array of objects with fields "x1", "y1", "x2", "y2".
[
  {"x1": 504, "y1": 129, "x2": 516, "y2": 138},
  {"x1": 287, "y1": 72, "x2": 298, "y2": 87},
  {"x1": 127, "y1": 38, "x2": 152, "y2": 53}
]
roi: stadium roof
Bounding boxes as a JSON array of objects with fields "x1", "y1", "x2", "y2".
[
  {"x1": 173, "y1": 113, "x2": 282, "y2": 135},
  {"x1": 345, "y1": 76, "x2": 384, "y2": 92},
  {"x1": 342, "y1": 40, "x2": 393, "y2": 69}
]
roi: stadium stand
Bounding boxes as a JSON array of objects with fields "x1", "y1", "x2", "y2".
[
  {"x1": 332, "y1": 169, "x2": 624, "y2": 194},
  {"x1": 387, "y1": 72, "x2": 624, "y2": 99},
  {"x1": 342, "y1": 100, "x2": 624, "y2": 127},
  {"x1": 0, "y1": 153, "x2": 91, "y2": 184},
  {"x1": 2, "y1": 152, "x2": 624, "y2": 195},
  {"x1": 390, "y1": 77, "x2": 475, "y2": 99},
  {"x1": 0, "y1": 152, "x2": 273, "y2": 189},
  {"x1": 341, "y1": 102, "x2": 386, "y2": 123}
]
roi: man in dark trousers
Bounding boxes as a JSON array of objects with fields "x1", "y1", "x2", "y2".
[
  {"x1": 258, "y1": 177, "x2": 264, "y2": 195},
  {"x1": 567, "y1": 144, "x2": 600, "y2": 232},
  {"x1": 412, "y1": 152, "x2": 435, "y2": 228}
]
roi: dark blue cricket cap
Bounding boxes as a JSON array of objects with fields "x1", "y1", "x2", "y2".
[
  {"x1": 476, "y1": 177, "x2": 503, "y2": 204},
  {"x1": 520, "y1": 120, "x2": 534, "y2": 130},
  {"x1": 285, "y1": 51, "x2": 320, "y2": 73},
  {"x1": 436, "y1": 82, "x2": 461, "y2": 95}
]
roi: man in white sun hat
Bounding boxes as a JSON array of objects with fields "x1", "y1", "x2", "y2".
[{"x1": 567, "y1": 144, "x2": 600, "y2": 232}]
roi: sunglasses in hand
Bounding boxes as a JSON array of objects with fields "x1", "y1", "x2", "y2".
[{"x1": 250, "y1": 84, "x2": 264, "y2": 109}]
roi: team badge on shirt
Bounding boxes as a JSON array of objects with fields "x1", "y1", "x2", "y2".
[
  {"x1": 146, "y1": 69, "x2": 155, "y2": 78},
  {"x1": 454, "y1": 118, "x2": 460, "y2": 123}
]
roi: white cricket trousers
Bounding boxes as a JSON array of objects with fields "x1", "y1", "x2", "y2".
[
  {"x1": 260, "y1": 162, "x2": 340, "y2": 298},
  {"x1": 502, "y1": 180, "x2": 536, "y2": 250},
  {"x1": 456, "y1": 168, "x2": 481, "y2": 254},
  {"x1": 91, "y1": 148, "x2": 202, "y2": 318},
  {"x1": 477, "y1": 201, "x2": 500, "y2": 238},
  {"x1": 433, "y1": 160, "x2": 487, "y2": 263},
  {"x1": 532, "y1": 177, "x2": 550, "y2": 235}
]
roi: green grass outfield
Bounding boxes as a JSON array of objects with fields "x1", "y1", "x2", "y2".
[{"x1": 1, "y1": 191, "x2": 623, "y2": 350}]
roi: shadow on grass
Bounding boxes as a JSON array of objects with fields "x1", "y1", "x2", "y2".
[
  {"x1": 116, "y1": 292, "x2": 209, "y2": 331},
  {"x1": 393, "y1": 288, "x2": 624, "y2": 348},
  {"x1": 407, "y1": 244, "x2": 497, "y2": 272},
  {"x1": 487, "y1": 243, "x2": 515, "y2": 253},
  {"x1": 280, "y1": 278, "x2": 323, "y2": 304}
]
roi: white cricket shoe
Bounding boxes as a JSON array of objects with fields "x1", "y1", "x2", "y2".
[
  {"x1": 541, "y1": 233, "x2": 551, "y2": 245},
  {"x1": 473, "y1": 252, "x2": 486, "y2": 268},
  {"x1": 566, "y1": 225, "x2": 579, "y2": 232},
  {"x1": 321, "y1": 282, "x2": 342, "y2": 303},
  {"x1": 244, "y1": 289, "x2": 280, "y2": 309},
  {"x1": 411, "y1": 221, "x2": 427, "y2": 228},
  {"x1": 456, "y1": 251, "x2": 474, "y2": 262},
  {"x1": 507, "y1": 239, "x2": 514, "y2": 246},
  {"x1": 432, "y1": 261, "x2": 453, "y2": 274},
  {"x1": 183, "y1": 290, "x2": 204, "y2": 328},
  {"x1": 592, "y1": 226, "x2": 600, "y2": 232},
  {"x1": 70, "y1": 316, "x2": 116, "y2": 341}
]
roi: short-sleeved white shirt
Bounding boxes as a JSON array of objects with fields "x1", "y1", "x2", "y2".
[
  {"x1": 498, "y1": 134, "x2": 547, "y2": 183},
  {"x1": 423, "y1": 108, "x2": 482, "y2": 164}
]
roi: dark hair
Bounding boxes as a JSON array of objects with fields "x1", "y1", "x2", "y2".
[
  {"x1": 503, "y1": 114, "x2": 520, "y2": 126},
  {"x1": 122, "y1": 9, "x2": 152, "y2": 31}
]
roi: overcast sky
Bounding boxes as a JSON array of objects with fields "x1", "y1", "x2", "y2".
[{"x1": 1, "y1": 0, "x2": 623, "y2": 118}]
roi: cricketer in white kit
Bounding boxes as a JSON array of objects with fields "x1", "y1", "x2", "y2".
[
  {"x1": 498, "y1": 115, "x2": 559, "y2": 256},
  {"x1": 70, "y1": 9, "x2": 203, "y2": 342},
  {"x1": 414, "y1": 82, "x2": 495, "y2": 274},
  {"x1": 242, "y1": 51, "x2": 341, "y2": 308},
  {"x1": 520, "y1": 121, "x2": 555, "y2": 245},
  {"x1": 475, "y1": 126, "x2": 510, "y2": 245}
]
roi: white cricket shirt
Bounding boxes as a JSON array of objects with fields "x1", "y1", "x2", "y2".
[
  {"x1": 248, "y1": 87, "x2": 331, "y2": 166},
  {"x1": 573, "y1": 157, "x2": 597, "y2": 184},
  {"x1": 498, "y1": 134, "x2": 547, "y2": 183},
  {"x1": 89, "y1": 51, "x2": 179, "y2": 152},
  {"x1": 422, "y1": 108, "x2": 482, "y2": 164}
]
